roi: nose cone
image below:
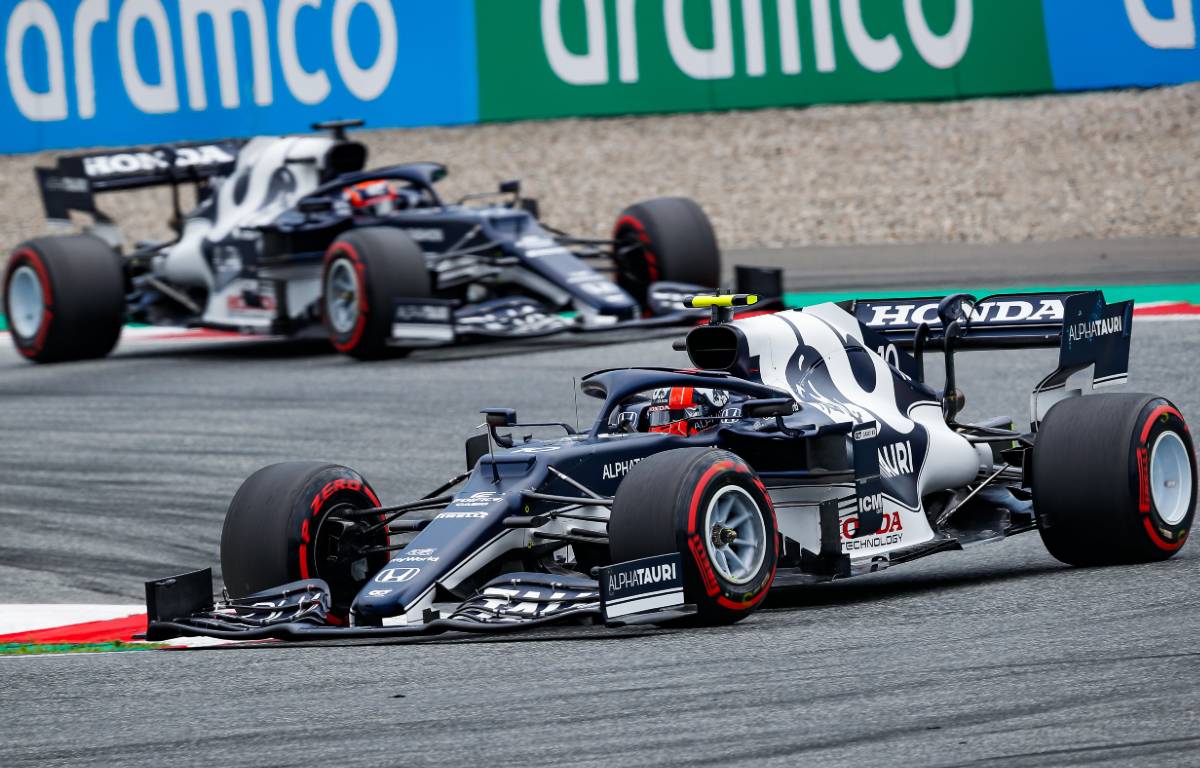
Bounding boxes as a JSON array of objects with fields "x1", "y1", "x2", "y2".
[
  {"x1": 351, "y1": 562, "x2": 435, "y2": 623},
  {"x1": 349, "y1": 485, "x2": 517, "y2": 623},
  {"x1": 583, "y1": 284, "x2": 639, "y2": 318}
]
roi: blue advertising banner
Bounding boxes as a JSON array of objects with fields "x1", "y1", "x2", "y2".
[
  {"x1": 4, "y1": 2, "x2": 1200, "y2": 154},
  {"x1": 1043, "y1": 0, "x2": 1200, "y2": 89},
  {"x1": 1, "y1": 0, "x2": 478, "y2": 153}
]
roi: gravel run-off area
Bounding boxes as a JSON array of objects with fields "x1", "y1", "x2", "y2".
[{"x1": 0, "y1": 84, "x2": 1197, "y2": 254}]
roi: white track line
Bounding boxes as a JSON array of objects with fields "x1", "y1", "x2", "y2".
[{"x1": 0, "y1": 604, "x2": 143, "y2": 635}]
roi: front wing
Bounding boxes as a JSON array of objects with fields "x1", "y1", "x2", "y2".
[
  {"x1": 388, "y1": 295, "x2": 730, "y2": 348},
  {"x1": 142, "y1": 555, "x2": 690, "y2": 643}
]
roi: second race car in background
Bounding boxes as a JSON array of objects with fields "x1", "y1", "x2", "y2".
[{"x1": 3, "y1": 120, "x2": 768, "y2": 363}]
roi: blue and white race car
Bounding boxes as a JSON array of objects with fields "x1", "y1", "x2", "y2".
[
  {"x1": 143, "y1": 290, "x2": 1195, "y2": 641},
  {"x1": 5, "y1": 121, "x2": 759, "y2": 363}
]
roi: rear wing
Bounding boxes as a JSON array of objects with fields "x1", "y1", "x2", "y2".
[
  {"x1": 850, "y1": 290, "x2": 1134, "y2": 420},
  {"x1": 852, "y1": 292, "x2": 1090, "y2": 349},
  {"x1": 36, "y1": 140, "x2": 243, "y2": 223}
]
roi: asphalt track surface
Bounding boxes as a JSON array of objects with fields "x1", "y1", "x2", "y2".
[
  {"x1": 1, "y1": 240, "x2": 1198, "y2": 767},
  {"x1": 734, "y1": 237, "x2": 1200, "y2": 292}
]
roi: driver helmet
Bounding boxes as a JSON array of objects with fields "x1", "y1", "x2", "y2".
[
  {"x1": 343, "y1": 180, "x2": 402, "y2": 216},
  {"x1": 647, "y1": 387, "x2": 729, "y2": 436}
]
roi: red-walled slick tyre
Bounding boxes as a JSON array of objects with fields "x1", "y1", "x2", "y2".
[
  {"x1": 221, "y1": 462, "x2": 391, "y2": 620},
  {"x1": 1034, "y1": 393, "x2": 1196, "y2": 566},
  {"x1": 322, "y1": 227, "x2": 431, "y2": 360},
  {"x1": 609, "y1": 448, "x2": 777, "y2": 624},
  {"x1": 4, "y1": 235, "x2": 125, "y2": 363},
  {"x1": 613, "y1": 197, "x2": 720, "y2": 312}
]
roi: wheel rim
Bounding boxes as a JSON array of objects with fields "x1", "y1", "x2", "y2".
[
  {"x1": 7, "y1": 265, "x2": 44, "y2": 339},
  {"x1": 702, "y1": 485, "x2": 767, "y2": 585},
  {"x1": 312, "y1": 503, "x2": 387, "y2": 607},
  {"x1": 325, "y1": 258, "x2": 360, "y2": 334},
  {"x1": 1151, "y1": 430, "x2": 1192, "y2": 526}
]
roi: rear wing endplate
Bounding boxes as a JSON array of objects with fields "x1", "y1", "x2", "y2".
[{"x1": 36, "y1": 140, "x2": 243, "y2": 223}]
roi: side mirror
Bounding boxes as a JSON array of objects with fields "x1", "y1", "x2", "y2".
[
  {"x1": 298, "y1": 197, "x2": 334, "y2": 215},
  {"x1": 614, "y1": 411, "x2": 640, "y2": 434},
  {"x1": 481, "y1": 408, "x2": 517, "y2": 428},
  {"x1": 499, "y1": 179, "x2": 521, "y2": 196},
  {"x1": 742, "y1": 398, "x2": 796, "y2": 419},
  {"x1": 518, "y1": 197, "x2": 540, "y2": 219}
]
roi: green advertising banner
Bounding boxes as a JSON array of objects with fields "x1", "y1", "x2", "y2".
[
  {"x1": 476, "y1": 0, "x2": 1054, "y2": 121},
  {"x1": 6, "y1": 1, "x2": 1197, "y2": 153}
]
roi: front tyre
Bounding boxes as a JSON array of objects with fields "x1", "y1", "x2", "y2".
[
  {"x1": 4, "y1": 235, "x2": 125, "y2": 363},
  {"x1": 220, "y1": 462, "x2": 391, "y2": 619},
  {"x1": 322, "y1": 227, "x2": 431, "y2": 360},
  {"x1": 613, "y1": 197, "x2": 720, "y2": 312},
  {"x1": 609, "y1": 448, "x2": 777, "y2": 624},
  {"x1": 1034, "y1": 393, "x2": 1196, "y2": 566}
]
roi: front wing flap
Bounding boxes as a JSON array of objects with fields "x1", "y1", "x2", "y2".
[
  {"x1": 142, "y1": 560, "x2": 692, "y2": 643},
  {"x1": 388, "y1": 290, "x2": 770, "y2": 349},
  {"x1": 389, "y1": 297, "x2": 571, "y2": 347}
]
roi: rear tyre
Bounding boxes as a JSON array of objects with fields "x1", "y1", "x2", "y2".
[
  {"x1": 220, "y1": 462, "x2": 391, "y2": 619},
  {"x1": 322, "y1": 227, "x2": 431, "y2": 360},
  {"x1": 1034, "y1": 393, "x2": 1196, "y2": 566},
  {"x1": 3, "y1": 235, "x2": 125, "y2": 363},
  {"x1": 609, "y1": 448, "x2": 777, "y2": 624},
  {"x1": 613, "y1": 197, "x2": 720, "y2": 311}
]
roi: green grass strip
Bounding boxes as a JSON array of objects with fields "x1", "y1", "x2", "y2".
[
  {"x1": 0, "y1": 641, "x2": 167, "y2": 656},
  {"x1": 0, "y1": 314, "x2": 161, "y2": 333}
]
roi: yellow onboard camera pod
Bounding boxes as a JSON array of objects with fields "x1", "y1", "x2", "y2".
[
  {"x1": 684, "y1": 294, "x2": 759, "y2": 309},
  {"x1": 684, "y1": 293, "x2": 760, "y2": 325}
]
